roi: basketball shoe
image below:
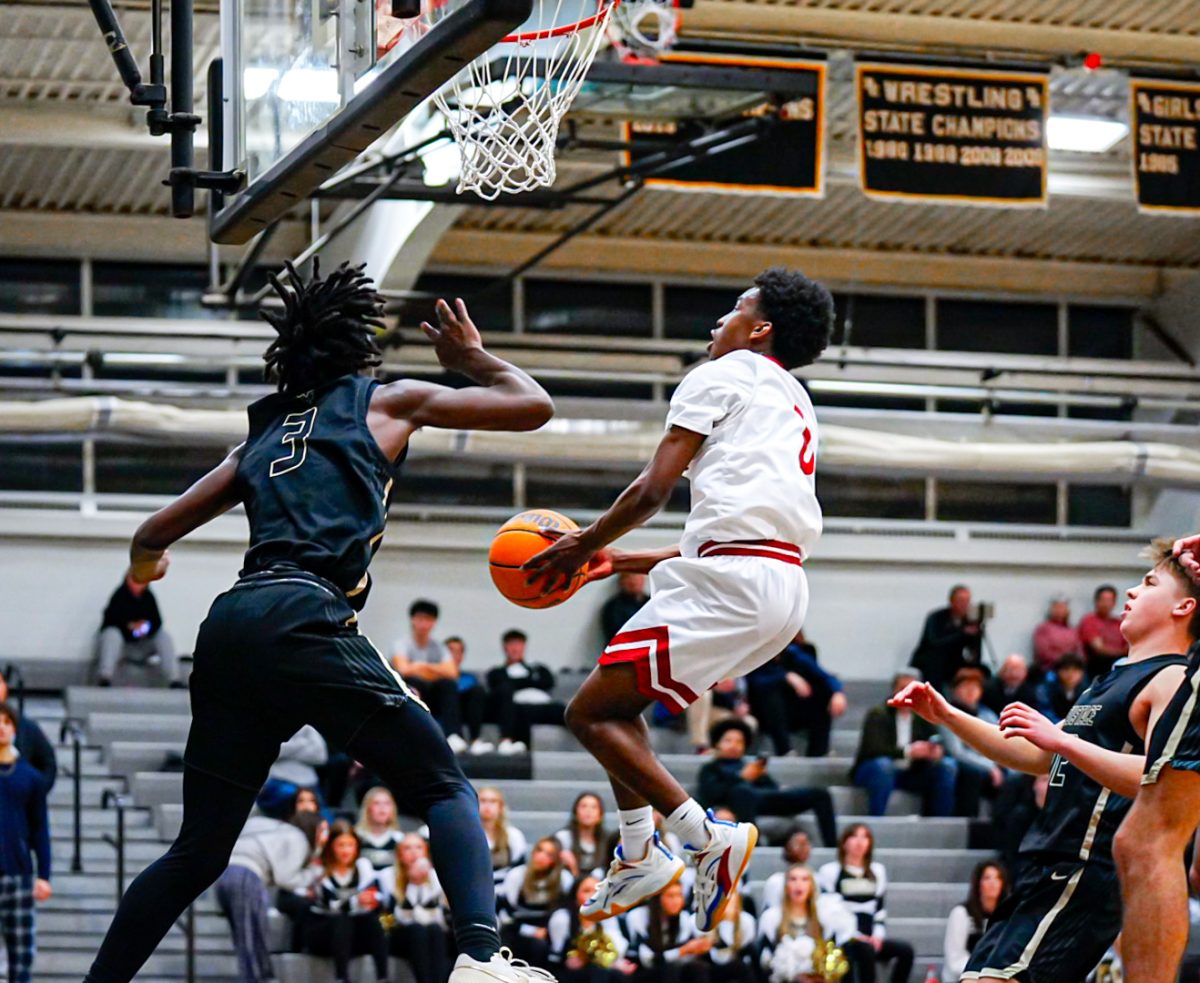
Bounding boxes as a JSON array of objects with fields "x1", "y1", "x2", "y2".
[
  {"x1": 686, "y1": 811, "x2": 758, "y2": 931},
  {"x1": 580, "y1": 832, "x2": 686, "y2": 919}
]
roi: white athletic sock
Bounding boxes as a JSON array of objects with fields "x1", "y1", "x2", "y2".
[
  {"x1": 618, "y1": 807, "x2": 655, "y2": 862},
  {"x1": 665, "y1": 799, "x2": 711, "y2": 851}
]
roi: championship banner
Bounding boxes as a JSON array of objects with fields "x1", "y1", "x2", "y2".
[
  {"x1": 856, "y1": 63, "x2": 1049, "y2": 206},
  {"x1": 625, "y1": 54, "x2": 825, "y2": 197},
  {"x1": 1131, "y1": 79, "x2": 1200, "y2": 214}
]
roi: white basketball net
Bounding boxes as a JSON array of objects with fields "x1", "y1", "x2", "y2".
[
  {"x1": 607, "y1": 0, "x2": 676, "y2": 56},
  {"x1": 432, "y1": 0, "x2": 616, "y2": 199}
]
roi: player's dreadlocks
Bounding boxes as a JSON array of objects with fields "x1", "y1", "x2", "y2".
[
  {"x1": 753, "y1": 267, "x2": 834, "y2": 370},
  {"x1": 261, "y1": 258, "x2": 385, "y2": 394}
]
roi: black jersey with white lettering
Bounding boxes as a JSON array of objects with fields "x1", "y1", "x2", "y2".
[
  {"x1": 235, "y1": 373, "x2": 398, "y2": 604},
  {"x1": 1020, "y1": 653, "x2": 1186, "y2": 866}
]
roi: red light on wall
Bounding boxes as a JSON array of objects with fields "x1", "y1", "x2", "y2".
[{"x1": 1083, "y1": 52, "x2": 1103, "y2": 71}]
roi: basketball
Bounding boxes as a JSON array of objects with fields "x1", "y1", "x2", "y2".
[{"x1": 489, "y1": 509, "x2": 587, "y2": 609}]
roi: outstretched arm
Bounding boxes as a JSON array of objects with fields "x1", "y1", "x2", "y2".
[
  {"x1": 521, "y1": 425, "x2": 705, "y2": 592},
  {"x1": 889, "y1": 682, "x2": 1053, "y2": 775},
  {"x1": 128, "y1": 445, "x2": 244, "y2": 583}
]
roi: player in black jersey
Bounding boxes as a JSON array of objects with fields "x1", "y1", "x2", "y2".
[
  {"x1": 1112, "y1": 537, "x2": 1200, "y2": 983},
  {"x1": 83, "y1": 261, "x2": 556, "y2": 983},
  {"x1": 890, "y1": 540, "x2": 1198, "y2": 983}
]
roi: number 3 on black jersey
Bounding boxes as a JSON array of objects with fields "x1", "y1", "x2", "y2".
[{"x1": 270, "y1": 407, "x2": 318, "y2": 477}]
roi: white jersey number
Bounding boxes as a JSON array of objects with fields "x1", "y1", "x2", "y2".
[{"x1": 269, "y1": 407, "x2": 318, "y2": 477}]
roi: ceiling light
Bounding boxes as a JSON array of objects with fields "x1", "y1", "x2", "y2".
[{"x1": 1046, "y1": 115, "x2": 1128, "y2": 153}]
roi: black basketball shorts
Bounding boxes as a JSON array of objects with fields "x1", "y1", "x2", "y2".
[{"x1": 184, "y1": 570, "x2": 420, "y2": 791}]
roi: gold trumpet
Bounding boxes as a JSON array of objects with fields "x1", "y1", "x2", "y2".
[
  {"x1": 567, "y1": 925, "x2": 620, "y2": 968},
  {"x1": 814, "y1": 939, "x2": 850, "y2": 982}
]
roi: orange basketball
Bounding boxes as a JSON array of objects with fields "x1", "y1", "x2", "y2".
[{"x1": 489, "y1": 509, "x2": 586, "y2": 609}]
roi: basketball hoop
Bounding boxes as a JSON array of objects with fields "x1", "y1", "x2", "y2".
[
  {"x1": 432, "y1": 0, "x2": 619, "y2": 199},
  {"x1": 608, "y1": 0, "x2": 678, "y2": 58}
]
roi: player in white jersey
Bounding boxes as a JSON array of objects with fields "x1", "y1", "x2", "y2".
[{"x1": 525, "y1": 268, "x2": 834, "y2": 931}]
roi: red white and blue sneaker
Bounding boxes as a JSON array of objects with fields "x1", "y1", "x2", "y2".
[
  {"x1": 580, "y1": 833, "x2": 686, "y2": 920},
  {"x1": 685, "y1": 811, "x2": 758, "y2": 932}
]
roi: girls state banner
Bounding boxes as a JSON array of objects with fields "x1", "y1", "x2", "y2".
[
  {"x1": 856, "y1": 63, "x2": 1049, "y2": 206},
  {"x1": 1131, "y1": 79, "x2": 1200, "y2": 214}
]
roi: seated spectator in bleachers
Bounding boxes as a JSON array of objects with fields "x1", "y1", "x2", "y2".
[
  {"x1": 356, "y1": 787, "x2": 403, "y2": 871},
  {"x1": 626, "y1": 881, "x2": 712, "y2": 983},
  {"x1": 216, "y1": 810, "x2": 326, "y2": 983},
  {"x1": 0, "y1": 669, "x2": 55, "y2": 790},
  {"x1": 747, "y1": 631, "x2": 847, "y2": 758},
  {"x1": 383, "y1": 833, "x2": 450, "y2": 983},
  {"x1": 685, "y1": 678, "x2": 756, "y2": 755},
  {"x1": 760, "y1": 830, "x2": 812, "y2": 912},
  {"x1": 697, "y1": 720, "x2": 837, "y2": 847},
  {"x1": 0, "y1": 700, "x2": 51, "y2": 983},
  {"x1": 600, "y1": 573, "x2": 649, "y2": 647},
  {"x1": 256, "y1": 725, "x2": 328, "y2": 819},
  {"x1": 942, "y1": 861, "x2": 1009, "y2": 983},
  {"x1": 851, "y1": 670, "x2": 956, "y2": 818},
  {"x1": 816, "y1": 823, "x2": 914, "y2": 983},
  {"x1": 706, "y1": 890, "x2": 756, "y2": 983},
  {"x1": 1078, "y1": 584, "x2": 1128, "y2": 678},
  {"x1": 447, "y1": 636, "x2": 492, "y2": 753},
  {"x1": 992, "y1": 773, "x2": 1048, "y2": 874},
  {"x1": 96, "y1": 570, "x2": 182, "y2": 687},
  {"x1": 1035, "y1": 653, "x2": 1087, "y2": 723},
  {"x1": 758, "y1": 865, "x2": 856, "y2": 983},
  {"x1": 291, "y1": 788, "x2": 321, "y2": 816},
  {"x1": 486, "y1": 629, "x2": 565, "y2": 755},
  {"x1": 981, "y1": 655, "x2": 1039, "y2": 717},
  {"x1": 500, "y1": 836, "x2": 571, "y2": 965},
  {"x1": 391, "y1": 599, "x2": 468, "y2": 752},
  {"x1": 478, "y1": 786, "x2": 528, "y2": 891},
  {"x1": 939, "y1": 668, "x2": 1004, "y2": 818},
  {"x1": 547, "y1": 873, "x2": 637, "y2": 983},
  {"x1": 1031, "y1": 597, "x2": 1082, "y2": 674},
  {"x1": 304, "y1": 821, "x2": 389, "y2": 983},
  {"x1": 910, "y1": 586, "x2": 984, "y2": 694},
  {"x1": 556, "y1": 792, "x2": 610, "y2": 877}
]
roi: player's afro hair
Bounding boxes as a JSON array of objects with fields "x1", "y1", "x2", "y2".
[
  {"x1": 261, "y1": 258, "x2": 385, "y2": 394},
  {"x1": 752, "y1": 267, "x2": 834, "y2": 370}
]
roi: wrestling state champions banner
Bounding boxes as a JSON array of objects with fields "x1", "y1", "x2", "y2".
[
  {"x1": 856, "y1": 62, "x2": 1049, "y2": 206},
  {"x1": 1131, "y1": 79, "x2": 1200, "y2": 214}
]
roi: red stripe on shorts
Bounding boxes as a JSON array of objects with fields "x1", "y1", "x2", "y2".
[
  {"x1": 600, "y1": 626, "x2": 698, "y2": 713},
  {"x1": 698, "y1": 539, "x2": 802, "y2": 565}
]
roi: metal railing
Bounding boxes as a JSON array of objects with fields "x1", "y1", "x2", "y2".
[{"x1": 58, "y1": 718, "x2": 86, "y2": 873}]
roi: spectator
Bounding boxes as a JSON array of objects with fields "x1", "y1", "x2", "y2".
[
  {"x1": 1031, "y1": 597, "x2": 1082, "y2": 674},
  {"x1": 0, "y1": 671, "x2": 55, "y2": 791},
  {"x1": 547, "y1": 873, "x2": 636, "y2": 983},
  {"x1": 1036, "y1": 653, "x2": 1087, "y2": 723},
  {"x1": 447, "y1": 637, "x2": 492, "y2": 754},
  {"x1": 760, "y1": 831, "x2": 812, "y2": 912},
  {"x1": 556, "y1": 792, "x2": 609, "y2": 877},
  {"x1": 390, "y1": 600, "x2": 468, "y2": 752},
  {"x1": 500, "y1": 836, "x2": 571, "y2": 964},
  {"x1": 600, "y1": 573, "x2": 649, "y2": 647},
  {"x1": 291, "y1": 788, "x2": 321, "y2": 815},
  {"x1": 942, "y1": 861, "x2": 1009, "y2": 983},
  {"x1": 707, "y1": 890, "x2": 756, "y2": 983},
  {"x1": 981, "y1": 655, "x2": 1039, "y2": 717},
  {"x1": 817, "y1": 824, "x2": 914, "y2": 983},
  {"x1": 939, "y1": 668, "x2": 1004, "y2": 818},
  {"x1": 851, "y1": 670, "x2": 956, "y2": 818},
  {"x1": 486, "y1": 630, "x2": 565, "y2": 755},
  {"x1": 256, "y1": 725, "x2": 328, "y2": 818},
  {"x1": 626, "y1": 881, "x2": 712, "y2": 983},
  {"x1": 216, "y1": 810, "x2": 326, "y2": 983},
  {"x1": 696, "y1": 720, "x2": 837, "y2": 847},
  {"x1": 993, "y1": 774, "x2": 1049, "y2": 874},
  {"x1": 757, "y1": 865, "x2": 856, "y2": 983},
  {"x1": 1078, "y1": 584, "x2": 1128, "y2": 678},
  {"x1": 384, "y1": 833, "x2": 450, "y2": 983},
  {"x1": 304, "y1": 821, "x2": 389, "y2": 983},
  {"x1": 356, "y1": 787, "x2": 403, "y2": 871},
  {"x1": 478, "y1": 787, "x2": 529, "y2": 891},
  {"x1": 747, "y1": 631, "x2": 848, "y2": 758},
  {"x1": 96, "y1": 571, "x2": 182, "y2": 687},
  {"x1": 910, "y1": 586, "x2": 984, "y2": 694},
  {"x1": 0, "y1": 701, "x2": 51, "y2": 983},
  {"x1": 685, "y1": 678, "x2": 757, "y2": 755}
]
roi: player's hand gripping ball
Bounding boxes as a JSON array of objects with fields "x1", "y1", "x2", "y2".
[{"x1": 489, "y1": 509, "x2": 587, "y2": 608}]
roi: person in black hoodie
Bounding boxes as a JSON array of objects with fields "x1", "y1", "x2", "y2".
[
  {"x1": 695, "y1": 720, "x2": 836, "y2": 847},
  {"x1": 96, "y1": 572, "x2": 183, "y2": 687},
  {"x1": 485, "y1": 630, "x2": 566, "y2": 754}
]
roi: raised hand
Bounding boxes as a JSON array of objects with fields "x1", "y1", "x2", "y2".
[
  {"x1": 1173, "y1": 534, "x2": 1200, "y2": 585},
  {"x1": 887, "y1": 681, "x2": 952, "y2": 725},
  {"x1": 998, "y1": 702, "x2": 1065, "y2": 752},
  {"x1": 420, "y1": 298, "x2": 484, "y2": 374}
]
